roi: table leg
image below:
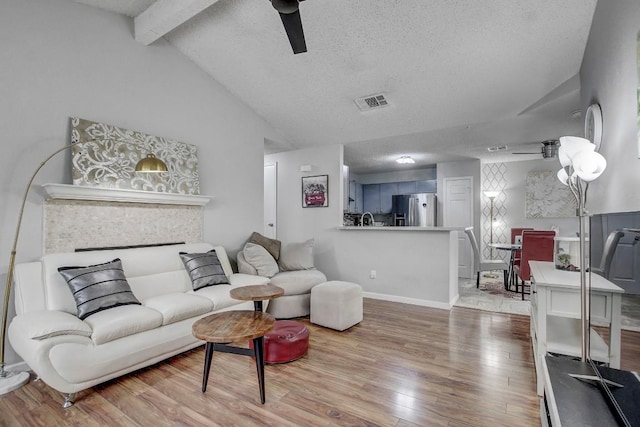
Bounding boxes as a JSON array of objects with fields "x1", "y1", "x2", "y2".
[
  {"x1": 201, "y1": 342, "x2": 215, "y2": 392},
  {"x1": 507, "y1": 250, "x2": 517, "y2": 291},
  {"x1": 254, "y1": 301, "x2": 263, "y2": 312},
  {"x1": 253, "y1": 336, "x2": 266, "y2": 404}
]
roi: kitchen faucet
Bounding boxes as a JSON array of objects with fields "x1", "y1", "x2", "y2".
[{"x1": 360, "y1": 212, "x2": 374, "y2": 226}]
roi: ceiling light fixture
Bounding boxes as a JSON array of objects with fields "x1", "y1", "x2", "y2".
[{"x1": 396, "y1": 156, "x2": 415, "y2": 164}]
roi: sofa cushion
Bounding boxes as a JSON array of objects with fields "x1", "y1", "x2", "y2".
[
  {"x1": 58, "y1": 258, "x2": 141, "y2": 320},
  {"x1": 278, "y1": 239, "x2": 315, "y2": 271},
  {"x1": 269, "y1": 269, "x2": 327, "y2": 295},
  {"x1": 189, "y1": 283, "x2": 249, "y2": 311},
  {"x1": 144, "y1": 293, "x2": 213, "y2": 325},
  {"x1": 243, "y1": 243, "x2": 279, "y2": 278},
  {"x1": 179, "y1": 250, "x2": 229, "y2": 290},
  {"x1": 249, "y1": 232, "x2": 281, "y2": 260},
  {"x1": 84, "y1": 304, "x2": 163, "y2": 345}
]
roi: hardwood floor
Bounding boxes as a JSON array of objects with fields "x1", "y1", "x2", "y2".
[{"x1": 1, "y1": 300, "x2": 544, "y2": 426}]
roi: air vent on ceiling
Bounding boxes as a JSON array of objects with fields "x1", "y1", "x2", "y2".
[
  {"x1": 354, "y1": 93, "x2": 390, "y2": 111},
  {"x1": 487, "y1": 145, "x2": 508, "y2": 152}
]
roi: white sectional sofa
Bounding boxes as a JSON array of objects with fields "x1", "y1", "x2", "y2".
[{"x1": 8, "y1": 243, "x2": 268, "y2": 407}]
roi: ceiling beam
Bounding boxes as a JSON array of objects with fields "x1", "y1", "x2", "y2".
[{"x1": 134, "y1": 0, "x2": 220, "y2": 46}]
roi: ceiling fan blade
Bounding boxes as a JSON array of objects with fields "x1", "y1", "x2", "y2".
[
  {"x1": 513, "y1": 152, "x2": 539, "y2": 155},
  {"x1": 279, "y1": 9, "x2": 307, "y2": 54}
]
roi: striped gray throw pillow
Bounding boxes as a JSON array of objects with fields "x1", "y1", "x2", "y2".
[
  {"x1": 58, "y1": 258, "x2": 140, "y2": 320},
  {"x1": 179, "y1": 250, "x2": 229, "y2": 291}
]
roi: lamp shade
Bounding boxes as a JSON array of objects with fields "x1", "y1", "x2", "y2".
[
  {"x1": 572, "y1": 150, "x2": 607, "y2": 182},
  {"x1": 558, "y1": 136, "x2": 594, "y2": 167},
  {"x1": 134, "y1": 154, "x2": 168, "y2": 172},
  {"x1": 484, "y1": 190, "x2": 499, "y2": 198},
  {"x1": 557, "y1": 168, "x2": 569, "y2": 185}
]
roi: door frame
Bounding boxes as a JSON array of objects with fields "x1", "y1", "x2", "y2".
[
  {"x1": 443, "y1": 176, "x2": 474, "y2": 279},
  {"x1": 264, "y1": 162, "x2": 277, "y2": 239}
]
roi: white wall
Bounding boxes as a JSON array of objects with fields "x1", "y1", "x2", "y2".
[
  {"x1": 580, "y1": 0, "x2": 640, "y2": 214},
  {"x1": 500, "y1": 159, "x2": 579, "y2": 236},
  {"x1": 266, "y1": 145, "x2": 458, "y2": 307},
  {"x1": 1, "y1": 0, "x2": 282, "y2": 366},
  {"x1": 264, "y1": 144, "x2": 344, "y2": 247}
]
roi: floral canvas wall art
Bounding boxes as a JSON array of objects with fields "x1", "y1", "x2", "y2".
[
  {"x1": 70, "y1": 117, "x2": 200, "y2": 195},
  {"x1": 525, "y1": 171, "x2": 576, "y2": 218}
]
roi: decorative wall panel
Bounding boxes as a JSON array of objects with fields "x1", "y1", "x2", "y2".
[
  {"x1": 482, "y1": 163, "x2": 508, "y2": 259},
  {"x1": 44, "y1": 200, "x2": 202, "y2": 253},
  {"x1": 70, "y1": 117, "x2": 200, "y2": 194},
  {"x1": 525, "y1": 171, "x2": 576, "y2": 218}
]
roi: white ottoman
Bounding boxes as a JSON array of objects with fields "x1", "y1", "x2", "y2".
[{"x1": 310, "y1": 281, "x2": 363, "y2": 331}]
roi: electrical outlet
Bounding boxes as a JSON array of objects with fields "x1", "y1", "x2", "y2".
[{"x1": 370, "y1": 270, "x2": 376, "y2": 279}]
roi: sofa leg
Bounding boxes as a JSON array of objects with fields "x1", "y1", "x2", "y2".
[
  {"x1": 476, "y1": 272, "x2": 480, "y2": 288},
  {"x1": 62, "y1": 393, "x2": 76, "y2": 408}
]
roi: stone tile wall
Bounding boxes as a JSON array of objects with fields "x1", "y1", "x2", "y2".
[{"x1": 44, "y1": 200, "x2": 202, "y2": 253}]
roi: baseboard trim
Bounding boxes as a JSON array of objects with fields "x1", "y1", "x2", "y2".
[{"x1": 363, "y1": 292, "x2": 452, "y2": 310}]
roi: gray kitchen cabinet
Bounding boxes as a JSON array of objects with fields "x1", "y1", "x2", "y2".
[
  {"x1": 348, "y1": 180, "x2": 356, "y2": 212},
  {"x1": 355, "y1": 182, "x2": 363, "y2": 213},
  {"x1": 397, "y1": 181, "x2": 417, "y2": 195},
  {"x1": 417, "y1": 179, "x2": 437, "y2": 193},
  {"x1": 348, "y1": 180, "x2": 364, "y2": 213},
  {"x1": 363, "y1": 184, "x2": 380, "y2": 213},
  {"x1": 379, "y1": 183, "x2": 398, "y2": 214}
]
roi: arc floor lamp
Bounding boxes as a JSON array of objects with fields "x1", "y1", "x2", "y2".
[{"x1": 0, "y1": 142, "x2": 167, "y2": 395}]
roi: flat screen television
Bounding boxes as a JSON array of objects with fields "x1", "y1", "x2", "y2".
[{"x1": 589, "y1": 210, "x2": 640, "y2": 426}]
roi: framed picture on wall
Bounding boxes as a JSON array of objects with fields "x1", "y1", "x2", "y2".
[{"x1": 302, "y1": 175, "x2": 328, "y2": 208}]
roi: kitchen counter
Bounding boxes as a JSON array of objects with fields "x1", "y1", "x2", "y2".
[{"x1": 339, "y1": 226, "x2": 462, "y2": 231}]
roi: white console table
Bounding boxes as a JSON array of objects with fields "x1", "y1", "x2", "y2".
[{"x1": 529, "y1": 261, "x2": 623, "y2": 397}]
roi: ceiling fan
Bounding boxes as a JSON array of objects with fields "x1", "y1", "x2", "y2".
[
  {"x1": 512, "y1": 139, "x2": 559, "y2": 159},
  {"x1": 270, "y1": 0, "x2": 307, "y2": 54}
]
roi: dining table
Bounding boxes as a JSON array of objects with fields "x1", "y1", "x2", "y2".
[{"x1": 489, "y1": 242, "x2": 522, "y2": 290}]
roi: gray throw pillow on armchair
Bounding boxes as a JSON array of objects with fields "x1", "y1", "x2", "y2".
[
  {"x1": 243, "y1": 242, "x2": 279, "y2": 278},
  {"x1": 249, "y1": 232, "x2": 281, "y2": 260},
  {"x1": 278, "y1": 238, "x2": 315, "y2": 271}
]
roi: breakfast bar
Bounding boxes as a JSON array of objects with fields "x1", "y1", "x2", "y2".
[{"x1": 331, "y1": 226, "x2": 462, "y2": 309}]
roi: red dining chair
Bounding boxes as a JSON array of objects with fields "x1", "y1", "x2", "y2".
[
  {"x1": 510, "y1": 227, "x2": 533, "y2": 285},
  {"x1": 514, "y1": 230, "x2": 556, "y2": 300}
]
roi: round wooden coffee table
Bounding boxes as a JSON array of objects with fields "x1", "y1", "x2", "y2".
[
  {"x1": 192, "y1": 310, "x2": 275, "y2": 403},
  {"x1": 230, "y1": 284, "x2": 284, "y2": 312}
]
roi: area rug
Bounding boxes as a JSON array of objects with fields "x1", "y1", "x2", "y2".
[
  {"x1": 476, "y1": 280, "x2": 526, "y2": 301},
  {"x1": 455, "y1": 278, "x2": 531, "y2": 316}
]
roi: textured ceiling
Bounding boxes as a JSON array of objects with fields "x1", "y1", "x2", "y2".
[{"x1": 73, "y1": 0, "x2": 597, "y2": 174}]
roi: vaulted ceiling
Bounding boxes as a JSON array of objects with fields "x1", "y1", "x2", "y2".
[{"x1": 73, "y1": 0, "x2": 597, "y2": 173}]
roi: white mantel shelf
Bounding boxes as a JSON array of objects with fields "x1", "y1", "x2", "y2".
[{"x1": 42, "y1": 183, "x2": 212, "y2": 206}]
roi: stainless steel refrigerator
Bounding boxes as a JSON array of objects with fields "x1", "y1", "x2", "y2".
[{"x1": 392, "y1": 193, "x2": 437, "y2": 226}]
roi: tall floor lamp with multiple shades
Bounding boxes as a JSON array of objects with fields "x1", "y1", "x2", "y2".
[
  {"x1": 0, "y1": 142, "x2": 167, "y2": 395},
  {"x1": 556, "y1": 135, "x2": 607, "y2": 362}
]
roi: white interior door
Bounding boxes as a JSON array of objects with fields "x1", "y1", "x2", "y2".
[
  {"x1": 264, "y1": 162, "x2": 277, "y2": 239},
  {"x1": 443, "y1": 176, "x2": 473, "y2": 278}
]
